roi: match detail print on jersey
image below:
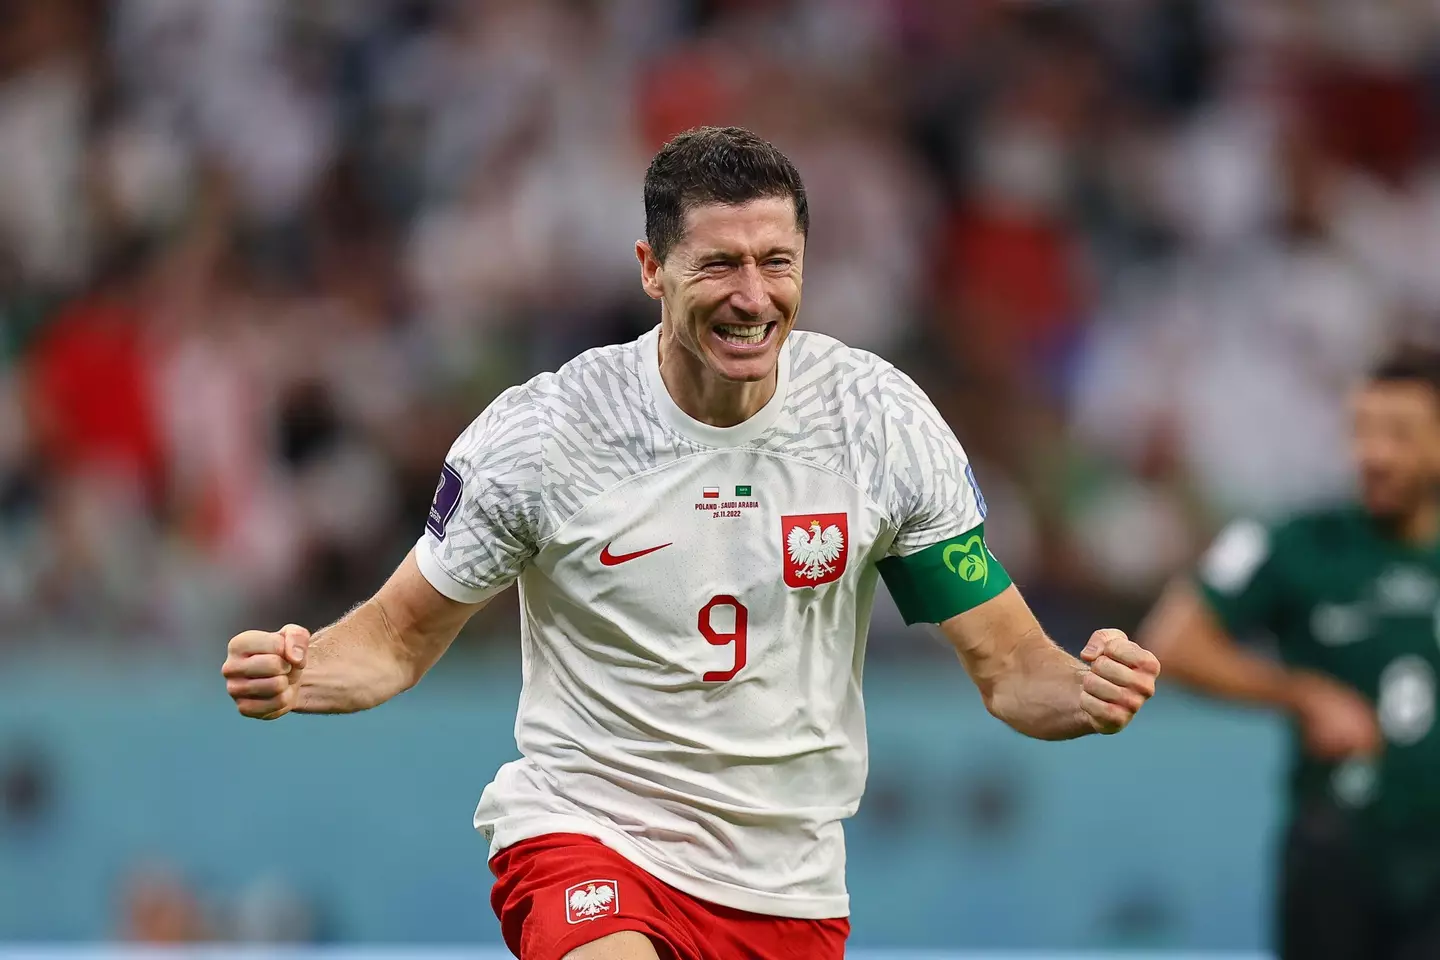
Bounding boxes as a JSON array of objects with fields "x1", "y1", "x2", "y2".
[
  {"x1": 782, "y1": 513, "x2": 849, "y2": 587},
  {"x1": 877, "y1": 523, "x2": 1012, "y2": 624}
]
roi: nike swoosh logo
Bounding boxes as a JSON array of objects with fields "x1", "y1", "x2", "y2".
[{"x1": 599, "y1": 542, "x2": 673, "y2": 566}]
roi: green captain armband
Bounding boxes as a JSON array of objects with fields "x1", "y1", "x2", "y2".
[{"x1": 877, "y1": 524, "x2": 1013, "y2": 625}]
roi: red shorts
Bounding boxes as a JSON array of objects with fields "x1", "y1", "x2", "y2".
[{"x1": 490, "y1": 833, "x2": 849, "y2": 960}]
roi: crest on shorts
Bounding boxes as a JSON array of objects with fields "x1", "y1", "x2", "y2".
[
  {"x1": 781, "y1": 513, "x2": 848, "y2": 588},
  {"x1": 565, "y1": 879, "x2": 620, "y2": 924}
]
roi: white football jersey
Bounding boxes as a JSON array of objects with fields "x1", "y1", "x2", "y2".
[{"x1": 417, "y1": 325, "x2": 985, "y2": 919}]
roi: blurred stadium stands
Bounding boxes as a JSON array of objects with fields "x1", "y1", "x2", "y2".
[
  {"x1": 5, "y1": 0, "x2": 1440, "y2": 954},
  {"x1": 5, "y1": 0, "x2": 1434, "y2": 650}
]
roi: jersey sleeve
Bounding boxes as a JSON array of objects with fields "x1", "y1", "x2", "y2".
[
  {"x1": 1194, "y1": 519, "x2": 1285, "y2": 635},
  {"x1": 874, "y1": 366, "x2": 1012, "y2": 624},
  {"x1": 415, "y1": 386, "x2": 547, "y2": 603}
]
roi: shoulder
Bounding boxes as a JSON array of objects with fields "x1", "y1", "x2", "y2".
[
  {"x1": 768, "y1": 331, "x2": 970, "y2": 524},
  {"x1": 1270, "y1": 503, "x2": 1369, "y2": 552},
  {"x1": 457, "y1": 335, "x2": 665, "y2": 530},
  {"x1": 551, "y1": 336, "x2": 645, "y2": 392},
  {"x1": 784, "y1": 330, "x2": 938, "y2": 431},
  {"x1": 455, "y1": 336, "x2": 647, "y2": 444},
  {"x1": 449, "y1": 381, "x2": 548, "y2": 459},
  {"x1": 525, "y1": 337, "x2": 645, "y2": 418},
  {"x1": 771, "y1": 329, "x2": 939, "y2": 456},
  {"x1": 1200, "y1": 503, "x2": 1362, "y2": 591},
  {"x1": 787, "y1": 329, "x2": 905, "y2": 396}
]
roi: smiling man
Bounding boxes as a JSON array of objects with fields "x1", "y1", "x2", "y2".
[{"x1": 222, "y1": 126, "x2": 1158, "y2": 960}]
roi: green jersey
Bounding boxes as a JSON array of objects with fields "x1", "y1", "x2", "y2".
[{"x1": 1196, "y1": 504, "x2": 1440, "y2": 836}]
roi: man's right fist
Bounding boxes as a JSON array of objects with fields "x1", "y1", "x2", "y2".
[{"x1": 222, "y1": 624, "x2": 311, "y2": 720}]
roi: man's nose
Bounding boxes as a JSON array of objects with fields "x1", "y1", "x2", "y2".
[{"x1": 728, "y1": 263, "x2": 766, "y2": 317}]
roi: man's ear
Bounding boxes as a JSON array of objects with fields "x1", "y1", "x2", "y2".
[{"x1": 636, "y1": 240, "x2": 664, "y2": 301}]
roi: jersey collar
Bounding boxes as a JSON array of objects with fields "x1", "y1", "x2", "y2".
[{"x1": 641, "y1": 323, "x2": 792, "y2": 448}]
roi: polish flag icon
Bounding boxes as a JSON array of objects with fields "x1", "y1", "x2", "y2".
[{"x1": 703, "y1": 487, "x2": 720, "y2": 499}]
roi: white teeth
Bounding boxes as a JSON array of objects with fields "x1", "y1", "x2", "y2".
[{"x1": 716, "y1": 323, "x2": 769, "y2": 344}]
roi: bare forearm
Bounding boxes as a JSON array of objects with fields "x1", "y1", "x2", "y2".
[
  {"x1": 294, "y1": 599, "x2": 416, "y2": 714},
  {"x1": 978, "y1": 630, "x2": 1092, "y2": 741},
  {"x1": 225, "y1": 551, "x2": 479, "y2": 720},
  {"x1": 1159, "y1": 641, "x2": 1300, "y2": 711},
  {"x1": 943, "y1": 588, "x2": 1156, "y2": 739},
  {"x1": 1139, "y1": 580, "x2": 1301, "y2": 713}
]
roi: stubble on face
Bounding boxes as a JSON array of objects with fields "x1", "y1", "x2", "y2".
[{"x1": 640, "y1": 197, "x2": 804, "y2": 426}]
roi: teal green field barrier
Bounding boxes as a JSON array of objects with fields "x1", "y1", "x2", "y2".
[{"x1": 0, "y1": 649, "x2": 1284, "y2": 950}]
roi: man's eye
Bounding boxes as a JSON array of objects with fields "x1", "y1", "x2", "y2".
[
  {"x1": 702, "y1": 261, "x2": 731, "y2": 272},
  {"x1": 764, "y1": 258, "x2": 791, "y2": 269}
]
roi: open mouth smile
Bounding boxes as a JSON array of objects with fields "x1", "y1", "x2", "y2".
[{"x1": 712, "y1": 321, "x2": 776, "y2": 348}]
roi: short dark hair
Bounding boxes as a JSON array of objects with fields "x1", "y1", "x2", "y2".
[
  {"x1": 643, "y1": 126, "x2": 809, "y2": 263},
  {"x1": 1371, "y1": 349, "x2": 1440, "y2": 394}
]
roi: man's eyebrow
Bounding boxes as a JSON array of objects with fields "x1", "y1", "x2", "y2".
[{"x1": 691, "y1": 246, "x2": 798, "y2": 262}]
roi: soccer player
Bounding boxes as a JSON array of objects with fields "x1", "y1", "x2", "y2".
[
  {"x1": 222, "y1": 127, "x2": 1159, "y2": 960},
  {"x1": 1140, "y1": 354, "x2": 1440, "y2": 960}
]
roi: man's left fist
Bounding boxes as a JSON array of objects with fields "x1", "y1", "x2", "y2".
[{"x1": 1079, "y1": 629, "x2": 1160, "y2": 734}]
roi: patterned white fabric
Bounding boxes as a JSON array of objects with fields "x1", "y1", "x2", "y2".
[{"x1": 417, "y1": 325, "x2": 982, "y2": 918}]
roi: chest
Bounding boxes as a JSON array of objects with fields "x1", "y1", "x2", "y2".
[
  {"x1": 535, "y1": 452, "x2": 891, "y2": 610},
  {"x1": 1282, "y1": 546, "x2": 1440, "y2": 755},
  {"x1": 1284, "y1": 553, "x2": 1440, "y2": 701},
  {"x1": 523, "y1": 453, "x2": 893, "y2": 696}
]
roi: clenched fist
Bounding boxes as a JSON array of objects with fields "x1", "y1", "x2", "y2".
[
  {"x1": 222, "y1": 624, "x2": 311, "y2": 720},
  {"x1": 1080, "y1": 629, "x2": 1161, "y2": 734}
]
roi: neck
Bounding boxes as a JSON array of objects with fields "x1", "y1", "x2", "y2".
[
  {"x1": 1391, "y1": 498, "x2": 1440, "y2": 546},
  {"x1": 656, "y1": 323, "x2": 778, "y2": 428}
]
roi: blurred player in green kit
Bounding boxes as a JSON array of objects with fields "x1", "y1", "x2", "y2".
[{"x1": 1141, "y1": 352, "x2": 1440, "y2": 960}]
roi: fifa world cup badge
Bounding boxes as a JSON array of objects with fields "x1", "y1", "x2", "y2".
[{"x1": 427, "y1": 463, "x2": 464, "y2": 540}]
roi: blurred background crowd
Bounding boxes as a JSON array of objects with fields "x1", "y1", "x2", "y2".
[
  {"x1": 1, "y1": 0, "x2": 1434, "y2": 645},
  {"x1": 3, "y1": 0, "x2": 1439, "y2": 948}
]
